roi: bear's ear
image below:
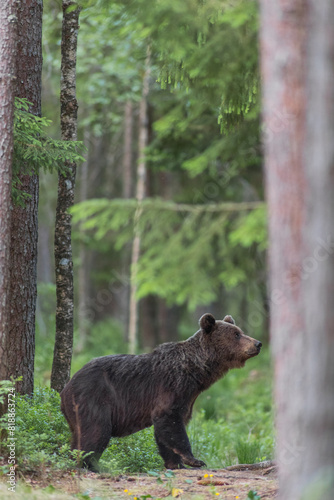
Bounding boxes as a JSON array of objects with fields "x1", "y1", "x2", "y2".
[
  {"x1": 223, "y1": 315, "x2": 235, "y2": 325},
  {"x1": 199, "y1": 313, "x2": 216, "y2": 334}
]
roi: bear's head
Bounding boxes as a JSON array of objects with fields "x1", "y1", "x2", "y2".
[{"x1": 199, "y1": 313, "x2": 262, "y2": 369}]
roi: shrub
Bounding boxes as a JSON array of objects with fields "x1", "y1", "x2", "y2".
[
  {"x1": 101, "y1": 427, "x2": 163, "y2": 473},
  {"x1": 15, "y1": 388, "x2": 72, "y2": 470}
]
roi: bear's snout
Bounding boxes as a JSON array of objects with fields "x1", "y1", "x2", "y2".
[{"x1": 245, "y1": 339, "x2": 262, "y2": 358}]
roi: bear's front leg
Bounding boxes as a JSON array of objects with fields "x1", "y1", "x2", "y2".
[
  {"x1": 153, "y1": 412, "x2": 206, "y2": 469},
  {"x1": 154, "y1": 438, "x2": 186, "y2": 469}
]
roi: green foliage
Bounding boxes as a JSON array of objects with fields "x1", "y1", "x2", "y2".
[
  {"x1": 100, "y1": 427, "x2": 163, "y2": 473},
  {"x1": 229, "y1": 206, "x2": 268, "y2": 251},
  {"x1": 15, "y1": 388, "x2": 72, "y2": 470},
  {"x1": 42, "y1": 0, "x2": 264, "y2": 323},
  {"x1": 72, "y1": 198, "x2": 267, "y2": 310},
  {"x1": 13, "y1": 98, "x2": 86, "y2": 205},
  {"x1": 108, "y1": 0, "x2": 260, "y2": 131}
]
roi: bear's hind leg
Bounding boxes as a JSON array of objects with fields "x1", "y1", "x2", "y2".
[{"x1": 71, "y1": 417, "x2": 113, "y2": 472}]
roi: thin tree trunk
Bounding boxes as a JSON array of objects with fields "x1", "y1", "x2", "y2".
[
  {"x1": 158, "y1": 301, "x2": 180, "y2": 344},
  {"x1": 140, "y1": 296, "x2": 158, "y2": 349},
  {"x1": 76, "y1": 129, "x2": 89, "y2": 353},
  {"x1": 6, "y1": 0, "x2": 43, "y2": 395},
  {"x1": 128, "y1": 47, "x2": 151, "y2": 354},
  {"x1": 260, "y1": 0, "x2": 334, "y2": 498},
  {"x1": 123, "y1": 100, "x2": 134, "y2": 199},
  {"x1": 51, "y1": 0, "x2": 80, "y2": 393},
  {"x1": 0, "y1": 1, "x2": 17, "y2": 382},
  {"x1": 119, "y1": 100, "x2": 134, "y2": 340}
]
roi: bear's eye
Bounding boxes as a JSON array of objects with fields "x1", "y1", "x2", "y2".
[{"x1": 235, "y1": 332, "x2": 241, "y2": 339}]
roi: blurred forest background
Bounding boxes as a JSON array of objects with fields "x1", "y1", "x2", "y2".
[{"x1": 37, "y1": 0, "x2": 267, "y2": 382}]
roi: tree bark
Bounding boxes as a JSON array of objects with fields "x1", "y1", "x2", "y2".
[
  {"x1": 118, "y1": 100, "x2": 134, "y2": 341},
  {"x1": 0, "y1": 1, "x2": 17, "y2": 381},
  {"x1": 260, "y1": 0, "x2": 334, "y2": 498},
  {"x1": 6, "y1": 0, "x2": 43, "y2": 395},
  {"x1": 128, "y1": 47, "x2": 151, "y2": 354},
  {"x1": 51, "y1": 0, "x2": 80, "y2": 393},
  {"x1": 301, "y1": 1, "x2": 334, "y2": 495},
  {"x1": 76, "y1": 129, "x2": 90, "y2": 353},
  {"x1": 123, "y1": 100, "x2": 134, "y2": 199}
]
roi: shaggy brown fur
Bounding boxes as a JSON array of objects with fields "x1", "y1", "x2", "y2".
[{"x1": 61, "y1": 313, "x2": 262, "y2": 471}]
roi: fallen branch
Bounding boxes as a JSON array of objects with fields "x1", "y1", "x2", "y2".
[{"x1": 224, "y1": 460, "x2": 276, "y2": 471}]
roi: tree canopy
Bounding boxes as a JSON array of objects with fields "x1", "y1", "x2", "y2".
[{"x1": 40, "y1": 0, "x2": 266, "y2": 343}]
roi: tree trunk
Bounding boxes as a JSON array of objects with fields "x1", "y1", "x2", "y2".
[
  {"x1": 0, "y1": 1, "x2": 17, "y2": 381},
  {"x1": 158, "y1": 301, "x2": 180, "y2": 344},
  {"x1": 118, "y1": 100, "x2": 134, "y2": 340},
  {"x1": 128, "y1": 47, "x2": 151, "y2": 354},
  {"x1": 140, "y1": 296, "x2": 158, "y2": 349},
  {"x1": 76, "y1": 129, "x2": 89, "y2": 353},
  {"x1": 123, "y1": 100, "x2": 134, "y2": 199},
  {"x1": 6, "y1": 0, "x2": 43, "y2": 395},
  {"x1": 260, "y1": 0, "x2": 334, "y2": 498},
  {"x1": 51, "y1": 0, "x2": 80, "y2": 393},
  {"x1": 301, "y1": 1, "x2": 334, "y2": 495}
]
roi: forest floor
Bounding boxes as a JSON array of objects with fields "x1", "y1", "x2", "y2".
[{"x1": 0, "y1": 465, "x2": 278, "y2": 499}]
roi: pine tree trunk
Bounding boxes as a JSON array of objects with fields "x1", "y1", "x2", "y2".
[
  {"x1": 260, "y1": 0, "x2": 334, "y2": 498},
  {"x1": 6, "y1": 0, "x2": 42, "y2": 395},
  {"x1": 0, "y1": 2, "x2": 17, "y2": 383},
  {"x1": 128, "y1": 47, "x2": 151, "y2": 354},
  {"x1": 51, "y1": 0, "x2": 80, "y2": 393}
]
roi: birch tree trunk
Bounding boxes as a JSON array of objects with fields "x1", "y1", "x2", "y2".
[
  {"x1": 6, "y1": 0, "x2": 42, "y2": 395},
  {"x1": 76, "y1": 129, "x2": 89, "y2": 353},
  {"x1": 260, "y1": 0, "x2": 334, "y2": 498},
  {"x1": 0, "y1": 1, "x2": 17, "y2": 383},
  {"x1": 51, "y1": 0, "x2": 80, "y2": 393},
  {"x1": 128, "y1": 48, "x2": 151, "y2": 354},
  {"x1": 119, "y1": 100, "x2": 134, "y2": 340},
  {"x1": 123, "y1": 100, "x2": 134, "y2": 200}
]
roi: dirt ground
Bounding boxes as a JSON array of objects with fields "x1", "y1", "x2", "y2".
[{"x1": 3, "y1": 464, "x2": 278, "y2": 499}]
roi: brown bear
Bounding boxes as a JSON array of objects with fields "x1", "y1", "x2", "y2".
[{"x1": 61, "y1": 313, "x2": 262, "y2": 471}]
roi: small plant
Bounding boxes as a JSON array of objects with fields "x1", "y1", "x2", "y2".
[
  {"x1": 147, "y1": 469, "x2": 177, "y2": 496},
  {"x1": 235, "y1": 439, "x2": 261, "y2": 465},
  {"x1": 247, "y1": 490, "x2": 261, "y2": 499}
]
